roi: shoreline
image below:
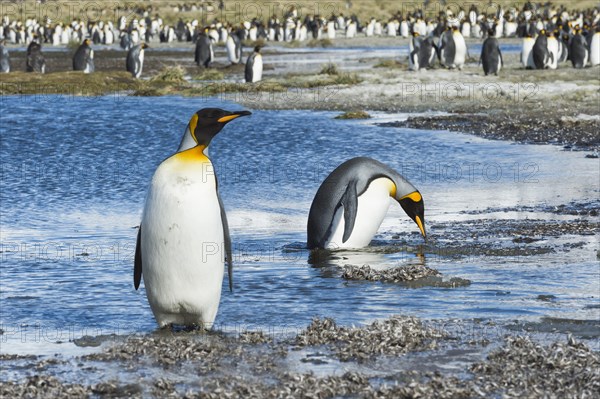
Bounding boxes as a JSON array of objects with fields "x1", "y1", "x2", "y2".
[{"x1": 2, "y1": 39, "x2": 599, "y2": 153}]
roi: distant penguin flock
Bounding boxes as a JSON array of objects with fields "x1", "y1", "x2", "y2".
[{"x1": 0, "y1": 2, "x2": 598, "y2": 80}]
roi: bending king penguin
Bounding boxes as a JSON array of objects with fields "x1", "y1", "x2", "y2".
[{"x1": 135, "y1": 108, "x2": 251, "y2": 328}]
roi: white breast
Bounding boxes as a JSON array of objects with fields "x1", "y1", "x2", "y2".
[
  {"x1": 453, "y1": 32, "x2": 467, "y2": 67},
  {"x1": 547, "y1": 37, "x2": 559, "y2": 69},
  {"x1": 141, "y1": 156, "x2": 225, "y2": 327},
  {"x1": 137, "y1": 49, "x2": 144, "y2": 78},
  {"x1": 521, "y1": 38, "x2": 535, "y2": 67},
  {"x1": 252, "y1": 53, "x2": 263, "y2": 82},
  {"x1": 590, "y1": 33, "x2": 600, "y2": 66},
  {"x1": 324, "y1": 178, "x2": 394, "y2": 249}
]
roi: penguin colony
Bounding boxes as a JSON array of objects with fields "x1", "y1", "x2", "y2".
[
  {"x1": 1, "y1": 3, "x2": 599, "y2": 77},
  {"x1": 134, "y1": 107, "x2": 426, "y2": 329}
]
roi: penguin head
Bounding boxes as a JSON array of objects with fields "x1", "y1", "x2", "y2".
[
  {"x1": 178, "y1": 108, "x2": 252, "y2": 152},
  {"x1": 141, "y1": 42, "x2": 149, "y2": 49},
  {"x1": 254, "y1": 45, "x2": 262, "y2": 53},
  {"x1": 83, "y1": 38, "x2": 91, "y2": 46},
  {"x1": 396, "y1": 191, "x2": 426, "y2": 239}
]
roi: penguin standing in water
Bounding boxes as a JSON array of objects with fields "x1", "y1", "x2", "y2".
[
  {"x1": 569, "y1": 27, "x2": 589, "y2": 68},
  {"x1": 126, "y1": 42, "x2": 149, "y2": 78},
  {"x1": 135, "y1": 108, "x2": 251, "y2": 328},
  {"x1": 225, "y1": 29, "x2": 242, "y2": 64},
  {"x1": 26, "y1": 36, "x2": 46, "y2": 73},
  {"x1": 73, "y1": 38, "x2": 95, "y2": 73},
  {"x1": 520, "y1": 33, "x2": 536, "y2": 69},
  {"x1": 194, "y1": 29, "x2": 213, "y2": 68},
  {"x1": 532, "y1": 30, "x2": 553, "y2": 69},
  {"x1": 480, "y1": 31, "x2": 503, "y2": 75},
  {"x1": 307, "y1": 157, "x2": 426, "y2": 250},
  {"x1": 0, "y1": 40, "x2": 10, "y2": 73},
  {"x1": 245, "y1": 45, "x2": 263, "y2": 83}
]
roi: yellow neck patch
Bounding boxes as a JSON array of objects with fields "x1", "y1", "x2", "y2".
[
  {"x1": 173, "y1": 145, "x2": 209, "y2": 163},
  {"x1": 189, "y1": 114, "x2": 199, "y2": 143},
  {"x1": 400, "y1": 191, "x2": 422, "y2": 202}
]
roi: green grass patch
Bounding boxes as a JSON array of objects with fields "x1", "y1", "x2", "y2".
[
  {"x1": 0, "y1": 71, "x2": 140, "y2": 95},
  {"x1": 320, "y1": 63, "x2": 340, "y2": 75},
  {"x1": 307, "y1": 39, "x2": 333, "y2": 48},
  {"x1": 374, "y1": 59, "x2": 403, "y2": 68},
  {"x1": 193, "y1": 69, "x2": 225, "y2": 81},
  {"x1": 150, "y1": 66, "x2": 186, "y2": 84}
]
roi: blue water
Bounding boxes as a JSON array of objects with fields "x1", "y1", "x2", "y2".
[{"x1": 0, "y1": 95, "x2": 598, "y2": 352}]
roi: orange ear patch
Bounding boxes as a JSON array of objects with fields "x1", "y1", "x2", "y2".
[{"x1": 189, "y1": 113, "x2": 199, "y2": 143}]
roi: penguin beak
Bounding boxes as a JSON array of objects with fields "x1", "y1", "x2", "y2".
[
  {"x1": 218, "y1": 110, "x2": 252, "y2": 123},
  {"x1": 415, "y1": 215, "x2": 426, "y2": 238},
  {"x1": 398, "y1": 193, "x2": 426, "y2": 240}
]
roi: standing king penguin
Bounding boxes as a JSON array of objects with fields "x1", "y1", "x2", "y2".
[
  {"x1": 225, "y1": 30, "x2": 242, "y2": 64},
  {"x1": 569, "y1": 27, "x2": 589, "y2": 68},
  {"x1": 307, "y1": 157, "x2": 426, "y2": 250},
  {"x1": 520, "y1": 33, "x2": 536, "y2": 69},
  {"x1": 26, "y1": 36, "x2": 46, "y2": 73},
  {"x1": 135, "y1": 108, "x2": 251, "y2": 328},
  {"x1": 480, "y1": 32, "x2": 503, "y2": 75},
  {"x1": 0, "y1": 39, "x2": 10, "y2": 73},
  {"x1": 194, "y1": 29, "x2": 213, "y2": 68},
  {"x1": 409, "y1": 33, "x2": 436, "y2": 71},
  {"x1": 126, "y1": 42, "x2": 149, "y2": 78},
  {"x1": 532, "y1": 30, "x2": 553, "y2": 69},
  {"x1": 73, "y1": 38, "x2": 95, "y2": 73},
  {"x1": 245, "y1": 46, "x2": 263, "y2": 83}
]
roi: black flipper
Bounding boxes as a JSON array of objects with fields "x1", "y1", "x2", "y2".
[
  {"x1": 499, "y1": 48, "x2": 503, "y2": 66},
  {"x1": 134, "y1": 226, "x2": 142, "y2": 290},
  {"x1": 410, "y1": 50, "x2": 419, "y2": 66},
  {"x1": 218, "y1": 192, "x2": 233, "y2": 292},
  {"x1": 341, "y1": 180, "x2": 359, "y2": 243}
]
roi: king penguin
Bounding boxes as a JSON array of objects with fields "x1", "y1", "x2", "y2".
[
  {"x1": 0, "y1": 39, "x2": 10, "y2": 73},
  {"x1": 126, "y1": 42, "x2": 149, "y2": 78},
  {"x1": 520, "y1": 33, "x2": 536, "y2": 69},
  {"x1": 135, "y1": 108, "x2": 251, "y2": 328},
  {"x1": 569, "y1": 27, "x2": 589, "y2": 68},
  {"x1": 194, "y1": 29, "x2": 213, "y2": 68},
  {"x1": 409, "y1": 33, "x2": 436, "y2": 71},
  {"x1": 73, "y1": 38, "x2": 95, "y2": 73},
  {"x1": 245, "y1": 45, "x2": 263, "y2": 83},
  {"x1": 26, "y1": 36, "x2": 46, "y2": 73},
  {"x1": 532, "y1": 30, "x2": 553, "y2": 69},
  {"x1": 307, "y1": 157, "x2": 426, "y2": 250},
  {"x1": 225, "y1": 29, "x2": 242, "y2": 64},
  {"x1": 480, "y1": 31, "x2": 503, "y2": 75}
]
